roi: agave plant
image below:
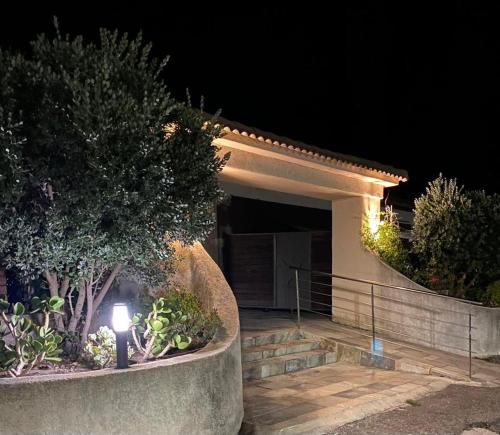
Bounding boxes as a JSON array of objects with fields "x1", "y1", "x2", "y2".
[
  {"x1": 131, "y1": 298, "x2": 191, "y2": 361},
  {"x1": 0, "y1": 296, "x2": 64, "y2": 377}
]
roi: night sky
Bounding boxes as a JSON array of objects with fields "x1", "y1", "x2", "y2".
[{"x1": 1, "y1": 4, "x2": 500, "y2": 202}]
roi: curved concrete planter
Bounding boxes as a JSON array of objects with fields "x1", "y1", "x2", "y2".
[{"x1": 0, "y1": 242, "x2": 243, "y2": 435}]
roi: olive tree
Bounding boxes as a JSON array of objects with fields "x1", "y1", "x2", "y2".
[
  {"x1": 412, "y1": 175, "x2": 500, "y2": 297},
  {"x1": 0, "y1": 23, "x2": 227, "y2": 344}
]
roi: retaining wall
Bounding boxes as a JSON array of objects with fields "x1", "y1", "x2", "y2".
[{"x1": 0, "y1": 242, "x2": 243, "y2": 435}]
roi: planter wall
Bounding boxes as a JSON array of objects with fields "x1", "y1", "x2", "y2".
[{"x1": 0, "y1": 242, "x2": 243, "y2": 435}]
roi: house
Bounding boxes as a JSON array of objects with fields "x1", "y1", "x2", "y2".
[{"x1": 206, "y1": 118, "x2": 421, "y2": 311}]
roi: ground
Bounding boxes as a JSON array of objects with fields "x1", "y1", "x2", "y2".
[
  {"x1": 330, "y1": 384, "x2": 500, "y2": 435},
  {"x1": 240, "y1": 311, "x2": 500, "y2": 434},
  {"x1": 242, "y1": 362, "x2": 453, "y2": 434}
]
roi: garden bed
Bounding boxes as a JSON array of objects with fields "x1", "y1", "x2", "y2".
[
  {"x1": 0, "y1": 343, "x2": 208, "y2": 378},
  {"x1": 0, "y1": 243, "x2": 243, "y2": 435}
]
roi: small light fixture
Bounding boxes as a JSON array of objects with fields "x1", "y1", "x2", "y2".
[
  {"x1": 112, "y1": 303, "x2": 130, "y2": 369},
  {"x1": 368, "y1": 209, "x2": 380, "y2": 236}
]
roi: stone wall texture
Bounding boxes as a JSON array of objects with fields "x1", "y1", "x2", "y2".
[{"x1": 0, "y1": 242, "x2": 243, "y2": 435}]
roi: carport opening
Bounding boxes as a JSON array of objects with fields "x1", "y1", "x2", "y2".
[{"x1": 216, "y1": 196, "x2": 332, "y2": 314}]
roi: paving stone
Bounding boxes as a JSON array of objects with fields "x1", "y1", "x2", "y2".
[
  {"x1": 364, "y1": 382, "x2": 394, "y2": 391},
  {"x1": 243, "y1": 338, "x2": 321, "y2": 362},
  {"x1": 243, "y1": 350, "x2": 337, "y2": 380},
  {"x1": 257, "y1": 402, "x2": 324, "y2": 426},
  {"x1": 285, "y1": 357, "x2": 307, "y2": 373},
  {"x1": 397, "y1": 358, "x2": 433, "y2": 374},
  {"x1": 333, "y1": 386, "x2": 377, "y2": 399},
  {"x1": 261, "y1": 387, "x2": 300, "y2": 398}
]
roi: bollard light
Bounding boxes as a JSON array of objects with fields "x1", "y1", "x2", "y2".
[{"x1": 112, "y1": 303, "x2": 130, "y2": 369}]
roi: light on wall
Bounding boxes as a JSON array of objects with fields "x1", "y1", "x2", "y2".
[{"x1": 368, "y1": 209, "x2": 380, "y2": 236}]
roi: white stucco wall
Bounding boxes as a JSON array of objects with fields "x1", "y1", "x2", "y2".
[
  {"x1": 331, "y1": 196, "x2": 500, "y2": 357},
  {"x1": 331, "y1": 196, "x2": 427, "y2": 289}
]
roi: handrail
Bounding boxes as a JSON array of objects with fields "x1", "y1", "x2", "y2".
[
  {"x1": 297, "y1": 278, "x2": 477, "y2": 318},
  {"x1": 290, "y1": 265, "x2": 474, "y2": 379},
  {"x1": 290, "y1": 266, "x2": 483, "y2": 306}
]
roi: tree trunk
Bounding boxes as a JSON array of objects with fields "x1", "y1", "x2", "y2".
[
  {"x1": 92, "y1": 264, "x2": 123, "y2": 317},
  {"x1": 68, "y1": 282, "x2": 86, "y2": 332},
  {"x1": 80, "y1": 282, "x2": 94, "y2": 345},
  {"x1": 43, "y1": 270, "x2": 65, "y2": 331},
  {"x1": 0, "y1": 268, "x2": 7, "y2": 297},
  {"x1": 79, "y1": 264, "x2": 122, "y2": 344}
]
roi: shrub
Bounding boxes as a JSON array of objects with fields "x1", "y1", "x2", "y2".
[
  {"x1": 412, "y1": 176, "x2": 500, "y2": 297},
  {"x1": 131, "y1": 298, "x2": 192, "y2": 361},
  {"x1": 361, "y1": 206, "x2": 412, "y2": 276},
  {"x1": 0, "y1": 296, "x2": 64, "y2": 377},
  {"x1": 0, "y1": 20, "x2": 227, "y2": 345},
  {"x1": 482, "y1": 280, "x2": 500, "y2": 307},
  {"x1": 159, "y1": 289, "x2": 220, "y2": 343}
]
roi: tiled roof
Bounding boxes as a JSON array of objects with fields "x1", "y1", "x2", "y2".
[{"x1": 218, "y1": 117, "x2": 408, "y2": 182}]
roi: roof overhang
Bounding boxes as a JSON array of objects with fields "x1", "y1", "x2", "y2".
[
  {"x1": 216, "y1": 131, "x2": 403, "y2": 189},
  {"x1": 216, "y1": 118, "x2": 408, "y2": 187}
]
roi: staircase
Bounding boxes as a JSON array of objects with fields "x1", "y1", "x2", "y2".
[{"x1": 241, "y1": 329, "x2": 337, "y2": 380}]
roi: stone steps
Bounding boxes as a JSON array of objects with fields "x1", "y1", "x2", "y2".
[
  {"x1": 242, "y1": 338, "x2": 321, "y2": 363},
  {"x1": 241, "y1": 329, "x2": 305, "y2": 349},
  {"x1": 241, "y1": 329, "x2": 337, "y2": 380},
  {"x1": 243, "y1": 349, "x2": 337, "y2": 380}
]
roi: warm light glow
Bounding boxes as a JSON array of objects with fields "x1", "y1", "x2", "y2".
[
  {"x1": 112, "y1": 303, "x2": 130, "y2": 332},
  {"x1": 368, "y1": 210, "x2": 380, "y2": 236}
]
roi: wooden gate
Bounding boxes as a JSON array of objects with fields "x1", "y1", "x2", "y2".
[{"x1": 224, "y1": 231, "x2": 331, "y2": 310}]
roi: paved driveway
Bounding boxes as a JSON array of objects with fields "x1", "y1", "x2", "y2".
[
  {"x1": 242, "y1": 362, "x2": 452, "y2": 434},
  {"x1": 330, "y1": 384, "x2": 500, "y2": 435}
]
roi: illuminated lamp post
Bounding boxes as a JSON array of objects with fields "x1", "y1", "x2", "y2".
[{"x1": 112, "y1": 303, "x2": 130, "y2": 369}]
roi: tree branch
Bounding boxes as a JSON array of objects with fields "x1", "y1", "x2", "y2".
[
  {"x1": 60, "y1": 267, "x2": 70, "y2": 300},
  {"x1": 157, "y1": 342, "x2": 172, "y2": 358},
  {"x1": 92, "y1": 263, "x2": 123, "y2": 317},
  {"x1": 80, "y1": 281, "x2": 94, "y2": 344},
  {"x1": 131, "y1": 328, "x2": 145, "y2": 353},
  {"x1": 43, "y1": 270, "x2": 65, "y2": 331},
  {"x1": 68, "y1": 282, "x2": 86, "y2": 332}
]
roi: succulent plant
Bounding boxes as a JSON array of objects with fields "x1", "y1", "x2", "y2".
[
  {"x1": 0, "y1": 296, "x2": 64, "y2": 377},
  {"x1": 82, "y1": 326, "x2": 115, "y2": 369},
  {"x1": 131, "y1": 298, "x2": 191, "y2": 361}
]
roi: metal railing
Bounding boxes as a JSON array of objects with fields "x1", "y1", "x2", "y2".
[{"x1": 291, "y1": 266, "x2": 480, "y2": 379}]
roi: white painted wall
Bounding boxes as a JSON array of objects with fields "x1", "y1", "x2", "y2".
[{"x1": 330, "y1": 196, "x2": 500, "y2": 357}]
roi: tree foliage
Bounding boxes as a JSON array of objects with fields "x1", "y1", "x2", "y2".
[
  {"x1": 0, "y1": 21, "x2": 227, "y2": 343},
  {"x1": 412, "y1": 175, "x2": 500, "y2": 297}
]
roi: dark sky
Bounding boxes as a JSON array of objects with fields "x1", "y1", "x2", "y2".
[{"x1": 1, "y1": 4, "x2": 500, "y2": 202}]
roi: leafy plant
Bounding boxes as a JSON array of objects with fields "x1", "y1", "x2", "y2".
[
  {"x1": 81, "y1": 326, "x2": 133, "y2": 369},
  {"x1": 131, "y1": 298, "x2": 192, "y2": 361},
  {"x1": 0, "y1": 296, "x2": 64, "y2": 377},
  {"x1": 159, "y1": 289, "x2": 220, "y2": 343},
  {"x1": 0, "y1": 20, "x2": 227, "y2": 345},
  {"x1": 482, "y1": 280, "x2": 500, "y2": 307},
  {"x1": 361, "y1": 206, "x2": 412, "y2": 275}
]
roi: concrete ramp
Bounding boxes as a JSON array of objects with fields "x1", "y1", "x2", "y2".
[{"x1": 240, "y1": 309, "x2": 500, "y2": 386}]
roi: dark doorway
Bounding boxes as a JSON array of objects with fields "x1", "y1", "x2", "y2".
[{"x1": 218, "y1": 196, "x2": 332, "y2": 311}]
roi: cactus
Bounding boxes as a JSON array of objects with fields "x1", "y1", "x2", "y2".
[
  {"x1": 0, "y1": 296, "x2": 64, "y2": 377},
  {"x1": 131, "y1": 298, "x2": 192, "y2": 361}
]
